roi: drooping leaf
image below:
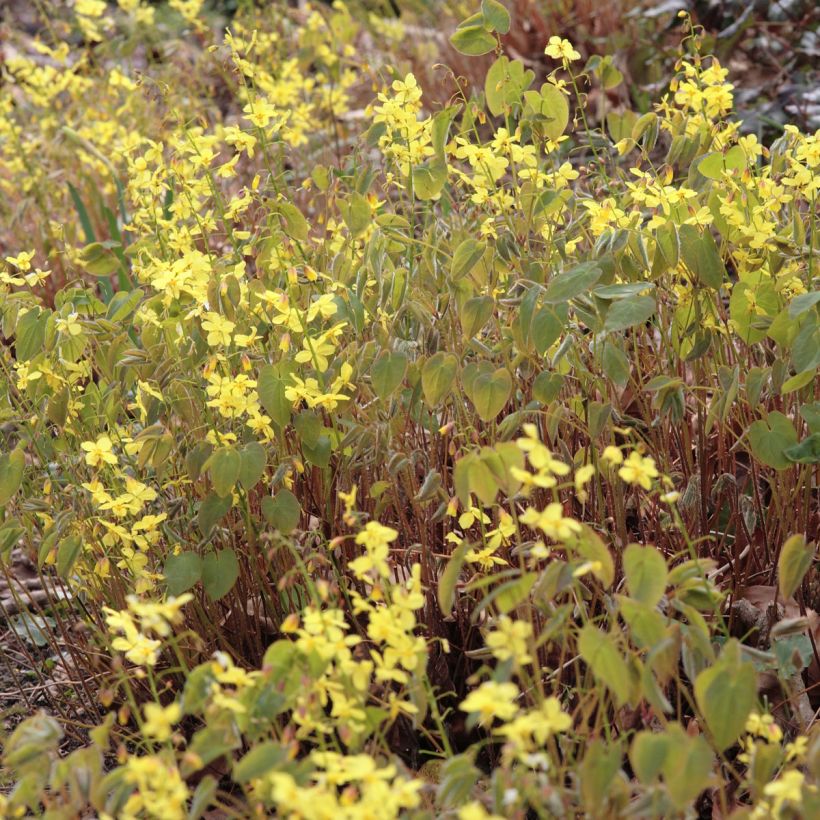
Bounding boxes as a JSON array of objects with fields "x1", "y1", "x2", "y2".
[
  {"x1": 56, "y1": 534, "x2": 82, "y2": 579},
  {"x1": 0, "y1": 449, "x2": 25, "y2": 506},
  {"x1": 784, "y1": 433, "x2": 820, "y2": 464},
  {"x1": 451, "y1": 239, "x2": 487, "y2": 280},
  {"x1": 578, "y1": 625, "x2": 632, "y2": 706},
  {"x1": 439, "y1": 542, "x2": 469, "y2": 616},
  {"x1": 679, "y1": 224, "x2": 725, "y2": 289},
  {"x1": 778, "y1": 534, "x2": 815, "y2": 600}
]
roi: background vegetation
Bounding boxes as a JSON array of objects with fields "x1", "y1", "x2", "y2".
[{"x1": 0, "y1": 1, "x2": 818, "y2": 817}]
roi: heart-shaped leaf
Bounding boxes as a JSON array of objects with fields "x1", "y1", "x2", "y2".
[
  {"x1": 422, "y1": 352, "x2": 459, "y2": 407},
  {"x1": 746, "y1": 411, "x2": 798, "y2": 470},
  {"x1": 694, "y1": 639, "x2": 757, "y2": 750},
  {"x1": 165, "y1": 551, "x2": 203, "y2": 596},
  {"x1": 372, "y1": 350, "x2": 407, "y2": 398},
  {"x1": 784, "y1": 433, "x2": 820, "y2": 464},
  {"x1": 208, "y1": 446, "x2": 241, "y2": 497},
  {"x1": 202, "y1": 549, "x2": 240, "y2": 601},
  {"x1": 470, "y1": 367, "x2": 512, "y2": 421},
  {"x1": 261, "y1": 489, "x2": 301, "y2": 534},
  {"x1": 239, "y1": 442, "x2": 266, "y2": 490}
]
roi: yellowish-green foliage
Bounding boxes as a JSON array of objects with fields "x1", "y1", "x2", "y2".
[{"x1": 0, "y1": 1, "x2": 819, "y2": 818}]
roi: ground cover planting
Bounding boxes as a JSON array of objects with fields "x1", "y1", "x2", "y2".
[{"x1": 0, "y1": 0, "x2": 819, "y2": 817}]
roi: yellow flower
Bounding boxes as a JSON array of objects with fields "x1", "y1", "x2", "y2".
[
  {"x1": 55, "y1": 312, "x2": 83, "y2": 337},
  {"x1": 201, "y1": 312, "x2": 235, "y2": 347},
  {"x1": 545, "y1": 36, "x2": 581, "y2": 63},
  {"x1": 5, "y1": 250, "x2": 35, "y2": 271},
  {"x1": 520, "y1": 502, "x2": 581, "y2": 542},
  {"x1": 460, "y1": 681, "x2": 520, "y2": 725},
  {"x1": 601, "y1": 445, "x2": 623, "y2": 465},
  {"x1": 763, "y1": 771, "x2": 804, "y2": 815},
  {"x1": 618, "y1": 451, "x2": 659, "y2": 490},
  {"x1": 486, "y1": 616, "x2": 532, "y2": 665},
  {"x1": 142, "y1": 701, "x2": 182, "y2": 742},
  {"x1": 81, "y1": 435, "x2": 118, "y2": 467}
]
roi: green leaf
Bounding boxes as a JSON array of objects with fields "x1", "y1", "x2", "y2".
[
  {"x1": 422, "y1": 352, "x2": 459, "y2": 407},
  {"x1": 450, "y1": 25, "x2": 496, "y2": 56},
  {"x1": 694, "y1": 639, "x2": 757, "y2": 751},
  {"x1": 578, "y1": 625, "x2": 632, "y2": 706},
  {"x1": 630, "y1": 731, "x2": 671, "y2": 783},
  {"x1": 47, "y1": 386, "x2": 70, "y2": 427},
  {"x1": 623, "y1": 544, "x2": 668, "y2": 607},
  {"x1": 79, "y1": 242, "x2": 121, "y2": 276},
  {"x1": 461, "y1": 295, "x2": 494, "y2": 339},
  {"x1": 481, "y1": 0, "x2": 510, "y2": 34},
  {"x1": 603, "y1": 294, "x2": 656, "y2": 332},
  {"x1": 778, "y1": 534, "x2": 815, "y2": 600},
  {"x1": 15, "y1": 307, "x2": 48, "y2": 362},
  {"x1": 679, "y1": 224, "x2": 725, "y2": 289},
  {"x1": 164, "y1": 551, "x2": 203, "y2": 596},
  {"x1": 372, "y1": 350, "x2": 407, "y2": 398},
  {"x1": 573, "y1": 525, "x2": 615, "y2": 588},
  {"x1": 532, "y1": 371, "x2": 563, "y2": 403},
  {"x1": 470, "y1": 367, "x2": 512, "y2": 421},
  {"x1": 0, "y1": 448, "x2": 25, "y2": 506},
  {"x1": 239, "y1": 442, "x2": 266, "y2": 490},
  {"x1": 209, "y1": 446, "x2": 241, "y2": 498},
  {"x1": 341, "y1": 192, "x2": 370, "y2": 237},
  {"x1": 484, "y1": 56, "x2": 532, "y2": 116},
  {"x1": 530, "y1": 305, "x2": 564, "y2": 354},
  {"x1": 261, "y1": 489, "x2": 301, "y2": 534},
  {"x1": 233, "y1": 742, "x2": 287, "y2": 783},
  {"x1": 542, "y1": 262, "x2": 602, "y2": 304},
  {"x1": 56, "y1": 534, "x2": 82, "y2": 579},
  {"x1": 662, "y1": 724, "x2": 714, "y2": 808},
  {"x1": 106, "y1": 288, "x2": 144, "y2": 323},
  {"x1": 257, "y1": 365, "x2": 291, "y2": 427},
  {"x1": 0, "y1": 521, "x2": 24, "y2": 559},
  {"x1": 747, "y1": 411, "x2": 798, "y2": 470},
  {"x1": 198, "y1": 492, "x2": 232, "y2": 536},
  {"x1": 275, "y1": 202, "x2": 309, "y2": 242},
  {"x1": 697, "y1": 146, "x2": 745, "y2": 180},
  {"x1": 202, "y1": 549, "x2": 240, "y2": 601},
  {"x1": 601, "y1": 341, "x2": 630, "y2": 387},
  {"x1": 453, "y1": 453, "x2": 498, "y2": 506},
  {"x1": 437, "y1": 753, "x2": 480, "y2": 809},
  {"x1": 579, "y1": 739, "x2": 622, "y2": 814},
  {"x1": 784, "y1": 433, "x2": 820, "y2": 464},
  {"x1": 788, "y1": 291, "x2": 820, "y2": 319},
  {"x1": 451, "y1": 238, "x2": 487, "y2": 280},
  {"x1": 412, "y1": 161, "x2": 448, "y2": 200},
  {"x1": 439, "y1": 542, "x2": 469, "y2": 616},
  {"x1": 524, "y1": 84, "x2": 570, "y2": 141}
]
